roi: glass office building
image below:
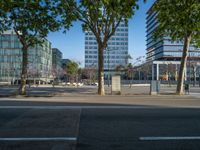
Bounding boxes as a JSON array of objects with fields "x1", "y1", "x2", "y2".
[
  {"x1": 145, "y1": 4, "x2": 200, "y2": 81},
  {"x1": 0, "y1": 30, "x2": 52, "y2": 84},
  {"x1": 85, "y1": 22, "x2": 129, "y2": 71},
  {"x1": 146, "y1": 6, "x2": 200, "y2": 62},
  {"x1": 52, "y1": 48, "x2": 63, "y2": 70}
]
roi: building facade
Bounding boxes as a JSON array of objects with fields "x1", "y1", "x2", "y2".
[
  {"x1": 0, "y1": 30, "x2": 52, "y2": 84},
  {"x1": 62, "y1": 59, "x2": 71, "y2": 69},
  {"x1": 85, "y1": 22, "x2": 129, "y2": 72},
  {"x1": 146, "y1": 6, "x2": 200, "y2": 62},
  {"x1": 52, "y1": 48, "x2": 63, "y2": 80},
  {"x1": 146, "y1": 4, "x2": 200, "y2": 81},
  {"x1": 52, "y1": 48, "x2": 63, "y2": 70}
]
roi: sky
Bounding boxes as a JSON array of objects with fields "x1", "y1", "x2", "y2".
[{"x1": 47, "y1": 0, "x2": 154, "y2": 67}]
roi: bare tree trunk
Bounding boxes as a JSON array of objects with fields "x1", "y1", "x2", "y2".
[
  {"x1": 19, "y1": 46, "x2": 28, "y2": 95},
  {"x1": 98, "y1": 45, "x2": 105, "y2": 95},
  {"x1": 176, "y1": 32, "x2": 192, "y2": 95}
]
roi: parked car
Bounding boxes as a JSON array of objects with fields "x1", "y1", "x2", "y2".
[
  {"x1": 77, "y1": 83, "x2": 83, "y2": 87},
  {"x1": 66, "y1": 82, "x2": 71, "y2": 86},
  {"x1": 72, "y1": 82, "x2": 77, "y2": 86},
  {"x1": 92, "y1": 82, "x2": 98, "y2": 86},
  {"x1": 61, "y1": 82, "x2": 66, "y2": 86}
]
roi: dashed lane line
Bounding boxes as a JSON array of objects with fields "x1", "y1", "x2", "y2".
[
  {"x1": 139, "y1": 136, "x2": 200, "y2": 141},
  {"x1": 0, "y1": 137, "x2": 77, "y2": 141},
  {"x1": 0, "y1": 106, "x2": 161, "y2": 109}
]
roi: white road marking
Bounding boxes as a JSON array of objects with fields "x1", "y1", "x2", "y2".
[
  {"x1": 0, "y1": 98, "x2": 87, "y2": 101},
  {"x1": 0, "y1": 137, "x2": 77, "y2": 141},
  {"x1": 139, "y1": 136, "x2": 200, "y2": 141},
  {"x1": 0, "y1": 106, "x2": 159, "y2": 109},
  {"x1": 1, "y1": 105, "x2": 200, "y2": 109}
]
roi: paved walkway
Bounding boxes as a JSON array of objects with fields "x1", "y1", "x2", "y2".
[{"x1": 0, "y1": 84, "x2": 200, "y2": 98}]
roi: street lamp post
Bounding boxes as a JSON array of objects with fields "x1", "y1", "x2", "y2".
[
  {"x1": 108, "y1": 50, "x2": 110, "y2": 87},
  {"x1": 105, "y1": 47, "x2": 117, "y2": 87},
  {"x1": 89, "y1": 62, "x2": 96, "y2": 86},
  {"x1": 139, "y1": 69, "x2": 141, "y2": 81},
  {"x1": 199, "y1": 68, "x2": 200, "y2": 87},
  {"x1": 188, "y1": 51, "x2": 197, "y2": 87},
  {"x1": 189, "y1": 51, "x2": 191, "y2": 85},
  {"x1": 11, "y1": 62, "x2": 15, "y2": 85}
]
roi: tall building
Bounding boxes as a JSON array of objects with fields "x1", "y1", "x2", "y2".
[
  {"x1": 0, "y1": 30, "x2": 52, "y2": 84},
  {"x1": 85, "y1": 22, "x2": 129, "y2": 72},
  {"x1": 62, "y1": 59, "x2": 71, "y2": 69},
  {"x1": 52, "y1": 48, "x2": 63, "y2": 70},
  {"x1": 146, "y1": 4, "x2": 200, "y2": 81},
  {"x1": 146, "y1": 5, "x2": 200, "y2": 62}
]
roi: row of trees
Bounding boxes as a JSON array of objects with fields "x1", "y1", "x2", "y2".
[
  {"x1": 53, "y1": 61, "x2": 200, "y2": 86},
  {"x1": 0, "y1": 1, "x2": 70, "y2": 94},
  {"x1": 153, "y1": 0, "x2": 200, "y2": 94},
  {"x1": 1, "y1": 0, "x2": 200, "y2": 95},
  {"x1": 53, "y1": 61, "x2": 97, "y2": 84},
  {"x1": 0, "y1": 0, "x2": 140, "y2": 95}
]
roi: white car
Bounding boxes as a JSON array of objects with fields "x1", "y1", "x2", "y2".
[
  {"x1": 77, "y1": 83, "x2": 83, "y2": 87},
  {"x1": 92, "y1": 82, "x2": 98, "y2": 86},
  {"x1": 61, "y1": 82, "x2": 66, "y2": 86},
  {"x1": 66, "y1": 82, "x2": 71, "y2": 86},
  {"x1": 72, "y1": 82, "x2": 77, "y2": 86}
]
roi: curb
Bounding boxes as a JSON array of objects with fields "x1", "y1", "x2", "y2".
[{"x1": 0, "y1": 92, "x2": 193, "y2": 98}]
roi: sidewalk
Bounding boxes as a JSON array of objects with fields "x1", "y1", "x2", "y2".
[{"x1": 0, "y1": 85, "x2": 199, "y2": 98}]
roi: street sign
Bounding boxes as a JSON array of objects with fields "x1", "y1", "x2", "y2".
[{"x1": 111, "y1": 75, "x2": 121, "y2": 95}]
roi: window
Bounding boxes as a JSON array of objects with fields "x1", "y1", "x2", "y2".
[{"x1": 2, "y1": 41, "x2": 9, "y2": 48}]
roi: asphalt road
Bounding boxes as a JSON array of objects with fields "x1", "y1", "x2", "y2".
[
  {"x1": 0, "y1": 97, "x2": 200, "y2": 150},
  {"x1": 77, "y1": 108, "x2": 200, "y2": 150}
]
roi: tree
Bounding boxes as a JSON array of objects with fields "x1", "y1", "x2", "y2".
[
  {"x1": 0, "y1": 1, "x2": 74, "y2": 95},
  {"x1": 51, "y1": 65, "x2": 60, "y2": 82},
  {"x1": 126, "y1": 63, "x2": 133, "y2": 87},
  {"x1": 125, "y1": 54, "x2": 133, "y2": 65},
  {"x1": 115, "y1": 65, "x2": 125, "y2": 76},
  {"x1": 27, "y1": 63, "x2": 38, "y2": 85},
  {"x1": 126, "y1": 63, "x2": 133, "y2": 79},
  {"x1": 153, "y1": 0, "x2": 200, "y2": 95},
  {"x1": 65, "y1": 61, "x2": 79, "y2": 83},
  {"x1": 0, "y1": 1, "x2": 8, "y2": 33},
  {"x1": 140, "y1": 63, "x2": 151, "y2": 82},
  {"x1": 61, "y1": 0, "x2": 140, "y2": 95},
  {"x1": 82, "y1": 68, "x2": 97, "y2": 85}
]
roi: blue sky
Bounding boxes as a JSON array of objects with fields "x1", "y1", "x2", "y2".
[{"x1": 47, "y1": 0, "x2": 154, "y2": 67}]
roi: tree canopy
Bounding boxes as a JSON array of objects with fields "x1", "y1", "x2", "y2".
[
  {"x1": 66, "y1": 61, "x2": 79, "y2": 76},
  {"x1": 0, "y1": 0, "x2": 75, "y2": 95},
  {"x1": 61, "y1": 0, "x2": 141, "y2": 95},
  {"x1": 72, "y1": 0, "x2": 139, "y2": 45},
  {"x1": 0, "y1": 1, "x2": 8, "y2": 33},
  {"x1": 153, "y1": 0, "x2": 200, "y2": 94},
  {"x1": 153, "y1": 0, "x2": 200, "y2": 46},
  {"x1": 1, "y1": 1, "x2": 67, "y2": 47}
]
